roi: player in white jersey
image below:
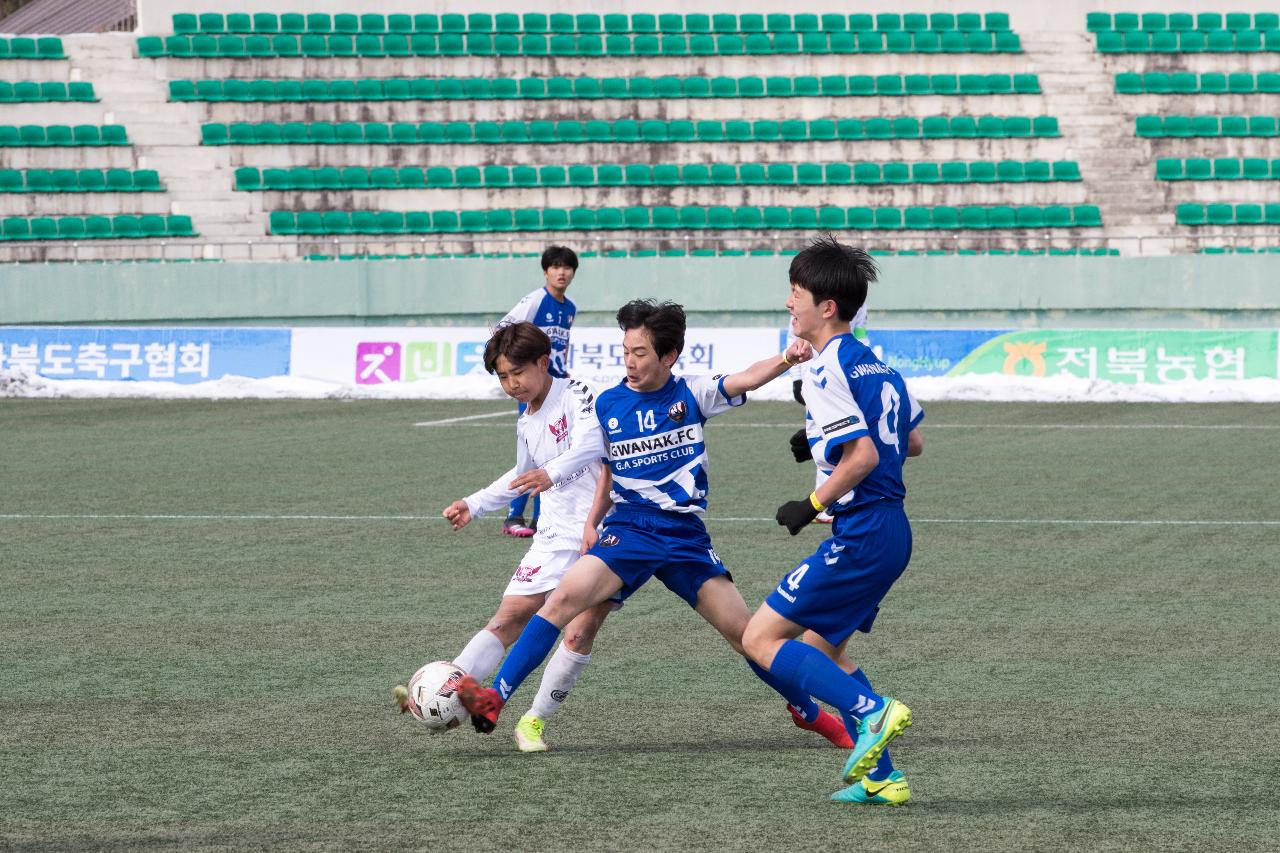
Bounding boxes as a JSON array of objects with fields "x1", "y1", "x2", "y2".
[
  {"x1": 398, "y1": 321, "x2": 613, "y2": 752},
  {"x1": 496, "y1": 246, "x2": 579, "y2": 538}
]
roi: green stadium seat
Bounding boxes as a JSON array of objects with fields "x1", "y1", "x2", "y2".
[
  {"x1": 1221, "y1": 116, "x2": 1248, "y2": 137},
  {"x1": 1073, "y1": 206, "x2": 1103, "y2": 227},
  {"x1": 83, "y1": 215, "x2": 111, "y2": 238},
  {"x1": 1229, "y1": 73, "x2": 1255, "y2": 94},
  {"x1": 1111, "y1": 73, "x2": 1141, "y2": 94},
  {"x1": 1206, "y1": 204, "x2": 1234, "y2": 225},
  {"x1": 883, "y1": 163, "x2": 910, "y2": 184},
  {"x1": 1249, "y1": 117, "x2": 1277, "y2": 137},
  {"x1": 1214, "y1": 159, "x2": 1242, "y2": 180},
  {"x1": 1185, "y1": 158, "x2": 1212, "y2": 180},
  {"x1": 1242, "y1": 158, "x2": 1270, "y2": 179},
  {"x1": 1, "y1": 217, "x2": 31, "y2": 240},
  {"x1": 1049, "y1": 161, "x2": 1079, "y2": 181},
  {"x1": 733, "y1": 163, "x2": 762, "y2": 185},
  {"x1": 987, "y1": 206, "x2": 1016, "y2": 229},
  {"x1": 111, "y1": 215, "x2": 141, "y2": 238},
  {"x1": 995, "y1": 161, "x2": 1024, "y2": 182},
  {"x1": 966, "y1": 162, "x2": 994, "y2": 183},
  {"x1": 873, "y1": 208, "x2": 902, "y2": 230},
  {"x1": 765, "y1": 163, "x2": 794, "y2": 185},
  {"x1": 825, "y1": 163, "x2": 852, "y2": 184}
]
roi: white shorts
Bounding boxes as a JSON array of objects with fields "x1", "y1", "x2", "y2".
[{"x1": 502, "y1": 545, "x2": 580, "y2": 597}]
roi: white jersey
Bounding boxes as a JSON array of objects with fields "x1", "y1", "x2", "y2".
[{"x1": 464, "y1": 378, "x2": 602, "y2": 550}]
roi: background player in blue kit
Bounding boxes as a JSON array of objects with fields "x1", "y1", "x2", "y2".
[
  {"x1": 497, "y1": 246, "x2": 579, "y2": 538},
  {"x1": 457, "y1": 300, "x2": 854, "y2": 748},
  {"x1": 742, "y1": 237, "x2": 925, "y2": 806}
]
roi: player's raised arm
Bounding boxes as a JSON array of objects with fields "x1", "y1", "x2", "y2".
[{"x1": 719, "y1": 338, "x2": 813, "y2": 399}]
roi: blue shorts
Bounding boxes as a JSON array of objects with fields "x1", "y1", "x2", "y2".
[
  {"x1": 766, "y1": 501, "x2": 912, "y2": 646},
  {"x1": 586, "y1": 505, "x2": 730, "y2": 607}
]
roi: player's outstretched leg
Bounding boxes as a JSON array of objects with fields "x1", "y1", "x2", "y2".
[
  {"x1": 514, "y1": 601, "x2": 611, "y2": 752},
  {"x1": 693, "y1": 577, "x2": 850, "y2": 748},
  {"x1": 461, "y1": 555, "x2": 623, "y2": 734},
  {"x1": 744, "y1": 607, "x2": 912, "y2": 786}
]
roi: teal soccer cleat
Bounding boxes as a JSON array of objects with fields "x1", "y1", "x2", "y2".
[
  {"x1": 841, "y1": 697, "x2": 912, "y2": 784},
  {"x1": 831, "y1": 770, "x2": 911, "y2": 806}
]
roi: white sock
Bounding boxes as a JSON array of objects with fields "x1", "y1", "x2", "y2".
[
  {"x1": 452, "y1": 629, "x2": 506, "y2": 681},
  {"x1": 527, "y1": 642, "x2": 592, "y2": 720}
]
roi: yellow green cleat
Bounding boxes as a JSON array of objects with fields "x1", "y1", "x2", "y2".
[
  {"x1": 831, "y1": 770, "x2": 911, "y2": 806},
  {"x1": 514, "y1": 714, "x2": 548, "y2": 752},
  {"x1": 842, "y1": 698, "x2": 912, "y2": 784}
]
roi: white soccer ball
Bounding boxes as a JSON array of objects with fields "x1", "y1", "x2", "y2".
[{"x1": 405, "y1": 660, "x2": 468, "y2": 732}]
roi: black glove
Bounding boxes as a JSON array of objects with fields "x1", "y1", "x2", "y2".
[
  {"x1": 776, "y1": 498, "x2": 819, "y2": 536},
  {"x1": 792, "y1": 378, "x2": 805, "y2": 405},
  {"x1": 789, "y1": 428, "x2": 812, "y2": 463}
]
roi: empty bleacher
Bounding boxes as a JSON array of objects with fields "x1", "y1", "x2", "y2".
[{"x1": 10, "y1": 5, "x2": 1277, "y2": 260}]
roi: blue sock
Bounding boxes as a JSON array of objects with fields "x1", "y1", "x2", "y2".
[
  {"x1": 851, "y1": 667, "x2": 894, "y2": 780},
  {"x1": 490, "y1": 614, "x2": 560, "y2": 702},
  {"x1": 529, "y1": 493, "x2": 541, "y2": 526},
  {"x1": 507, "y1": 492, "x2": 529, "y2": 519},
  {"x1": 769, "y1": 640, "x2": 884, "y2": 740},
  {"x1": 748, "y1": 660, "x2": 819, "y2": 723}
]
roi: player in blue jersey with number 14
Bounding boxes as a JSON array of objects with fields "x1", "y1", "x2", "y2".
[
  {"x1": 743, "y1": 236, "x2": 925, "y2": 806},
  {"x1": 457, "y1": 299, "x2": 857, "y2": 748}
]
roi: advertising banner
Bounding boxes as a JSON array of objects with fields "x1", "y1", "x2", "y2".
[
  {"x1": 290, "y1": 327, "x2": 781, "y2": 386},
  {"x1": 0, "y1": 327, "x2": 291, "y2": 383},
  {"x1": 943, "y1": 329, "x2": 1279, "y2": 383},
  {"x1": 4, "y1": 327, "x2": 1275, "y2": 388}
]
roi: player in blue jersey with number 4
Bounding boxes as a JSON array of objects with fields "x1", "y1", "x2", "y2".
[
  {"x1": 742, "y1": 236, "x2": 924, "y2": 806},
  {"x1": 457, "y1": 299, "x2": 857, "y2": 749}
]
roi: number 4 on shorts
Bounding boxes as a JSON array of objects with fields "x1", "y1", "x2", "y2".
[{"x1": 786, "y1": 563, "x2": 810, "y2": 592}]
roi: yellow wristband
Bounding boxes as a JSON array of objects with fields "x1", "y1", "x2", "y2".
[
  {"x1": 808, "y1": 492, "x2": 825, "y2": 512},
  {"x1": 781, "y1": 352, "x2": 795, "y2": 367}
]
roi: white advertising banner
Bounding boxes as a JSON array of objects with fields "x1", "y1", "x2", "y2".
[{"x1": 290, "y1": 326, "x2": 785, "y2": 387}]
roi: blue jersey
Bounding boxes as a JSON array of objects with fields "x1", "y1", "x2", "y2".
[
  {"x1": 594, "y1": 374, "x2": 744, "y2": 514},
  {"x1": 500, "y1": 286, "x2": 576, "y2": 378},
  {"x1": 801, "y1": 333, "x2": 923, "y2": 513}
]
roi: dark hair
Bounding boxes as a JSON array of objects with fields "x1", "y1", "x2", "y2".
[
  {"x1": 541, "y1": 245, "x2": 579, "y2": 271},
  {"x1": 788, "y1": 234, "x2": 877, "y2": 323},
  {"x1": 616, "y1": 299, "x2": 686, "y2": 359},
  {"x1": 484, "y1": 322, "x2": 551, "y2": 373}
]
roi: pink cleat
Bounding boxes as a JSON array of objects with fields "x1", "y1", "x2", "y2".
[{"x1": 789, "y1": 704, "x2": 854, "y2": 748}]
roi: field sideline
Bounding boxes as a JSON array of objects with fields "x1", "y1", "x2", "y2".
[{"x1": 2, "y1": 398, "x2": 1278, "y2": 852}]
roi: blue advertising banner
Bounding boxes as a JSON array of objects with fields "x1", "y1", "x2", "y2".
[
  {"x1": 869, "y1": 329, "x2": 1011, "y2": 377},
  {"x1": 0, "y1": 327, "x2": 291, "y2": 383}
]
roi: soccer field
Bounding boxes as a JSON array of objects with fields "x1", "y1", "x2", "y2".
[{"x1": 3, "y1": 398, "x2": 1278, "y2": 851}]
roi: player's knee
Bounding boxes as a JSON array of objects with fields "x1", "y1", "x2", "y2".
[
  {"x1": 740, "y1": 619, "x2": 775, "y2": 666},
  {"x1": 540, "y1": 588, "x2": 583, "y2": 627}
]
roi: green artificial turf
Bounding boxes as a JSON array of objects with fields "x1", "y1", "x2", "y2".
[{"x1": 2, "y1": 399, "x2": 1278, "y2": 851}]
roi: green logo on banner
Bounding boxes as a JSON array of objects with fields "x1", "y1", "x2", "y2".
[
  {"x1": 404, "y1": 341, "x2": 452, "y2": 380},
  {"x1": 947, "y1": 330, "x2": 1279, "y2": 383}
]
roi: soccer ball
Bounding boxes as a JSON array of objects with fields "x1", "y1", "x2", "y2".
[{"x1": 405, "y1": 661, "x2": 468, "y2": 732}]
